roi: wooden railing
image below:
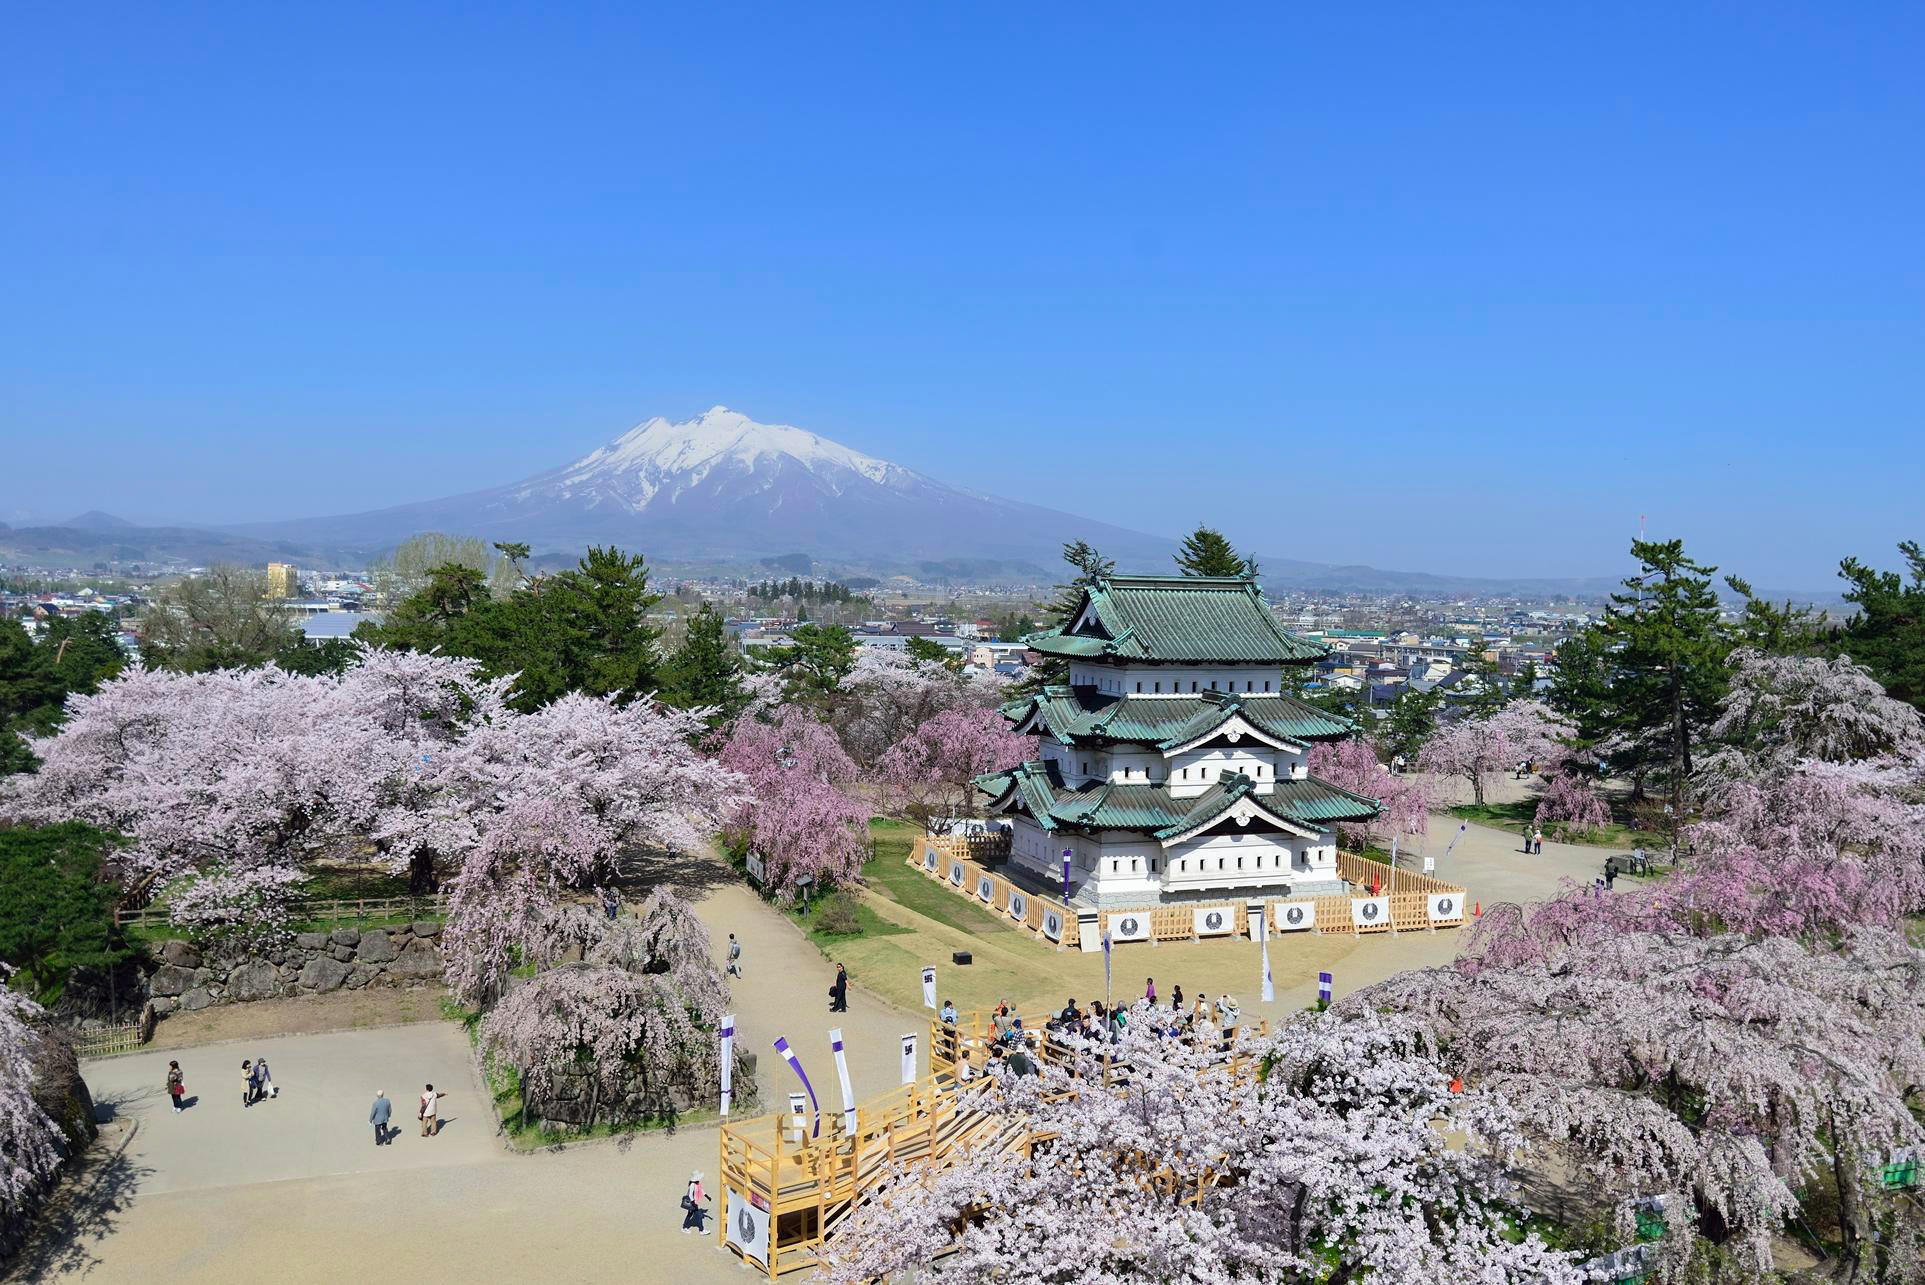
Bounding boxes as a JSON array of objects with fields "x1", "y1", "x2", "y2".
[
  {"x1": 717, "y1": 1006, "x2": 1271, "y2": 1276},
  {"x1": 928, "y1": 830, "x2": 1012, "y2": 862},
  {"x1": 115, "y1": 893, "x2": 447, "y2": 929},
  {"x1": 908, "y1": 839, "x2": 1469, "y2": 944},
  {"x1": 70, "y1": 1001, "x2": 156, "y2": 1059}
]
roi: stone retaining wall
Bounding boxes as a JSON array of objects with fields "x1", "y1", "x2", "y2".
[{"x1": 144, "y1": 923, "x2": 444, "y2": 1013}]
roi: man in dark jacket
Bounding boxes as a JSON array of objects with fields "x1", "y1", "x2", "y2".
[
  {"x1": 370, "y1": 1090, "x2": 392, "y2": 1146},
  {"x1": 828, "y1": 963, "x2": 848, "y2": 1013}
]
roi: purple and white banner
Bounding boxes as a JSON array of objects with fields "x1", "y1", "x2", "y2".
[
  {"x1": 719, "y1": 1014, "x2": 735, "y2": 1117},
  {"x1": 830, "y1": 1028, "x2": 856, "y2": 1136},
  {"x1": 772, "y1": 1036, "x2": 820, "y2": 1137},
  {"x1": 1318, "y1": 970, "x2": 1333, "y2": 1005},
  {"x1": 1256, "y1": 908, "x2": 1274, "y2": 1003}
]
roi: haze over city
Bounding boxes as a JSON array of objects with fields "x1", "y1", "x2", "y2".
[{"x1": 6, "y1": 6, "x2": 1922, "y2": 589}]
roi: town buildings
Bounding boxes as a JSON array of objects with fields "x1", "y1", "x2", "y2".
[{"x1": 976, "y1": 575, "x2": 1380, "y2": 907}]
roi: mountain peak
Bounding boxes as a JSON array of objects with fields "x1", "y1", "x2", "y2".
[{"x1": 553, "y1": 407, "x2": 907, "y2": 499}]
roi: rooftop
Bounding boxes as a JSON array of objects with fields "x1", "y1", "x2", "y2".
[
  {"x1": 976, "y1": 760, "x2": 1380, "y2": 838},
  {"x1": 1025, "y1": 576, "x2": 1327, "y2": 665}
]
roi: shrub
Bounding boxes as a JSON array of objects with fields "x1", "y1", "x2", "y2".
[{"x1": 815, "y1": 891, "x2": 863, "y2": 936}]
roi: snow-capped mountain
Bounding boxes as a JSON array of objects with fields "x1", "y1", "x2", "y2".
[{"x1": 238, "y1": 407, "x2": 1174, "y2": 571}]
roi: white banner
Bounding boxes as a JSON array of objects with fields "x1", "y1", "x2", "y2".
[
  {"x1": 922, "y1": 845, "x2": 939, "y2": 871},
  {"x1": 1041, "y1": 908, "x2": 1063, "y2": 941},
  {"x1": 1007, "y1": 889, "x2": 1026, "y2": 920},
  {"x1": 1260, "y1": 930, "x2": 1274, "y2": 1003},
  {"x1": 727, "y1": 1190, "x2": 770, "y2": 1266},
  {"x1": 899, "y1": 1033, "x2": 918, "y2": 1085},
  {"x1": 976, "y1": 874, "x2": 994, "y2": 903},
  {"x1": 1352, "y1": 896, "x2": 1390, "y2": 928},
  {"x1": 830, "y1": 1028, "x2": 856, "y2": 1136},
  {"x1": 1107, "y1": 911, "x2": 1151, "y2": 943},
  {"x1": 920, "y1": 966, "x2": 937, "y2": 1010},
  {"x1": 745, "y1": 851, "x2": 766, "y2": 884},
  {"x1": 1274, "y1": 901, "x2": 1316, "y2": 932},
  {"x1": 1193, "y1": 905, "x2": 1233, "y2": 937},
  {"x1": 1427, "y1": 892, "x2": 1462, "y2": 921},
  {"x1": 948, "y1": 860, "x2": 965, "y2": 886},
  {"x1": 718, "y1": 1013, "x2": 735, "y2": 1117}
]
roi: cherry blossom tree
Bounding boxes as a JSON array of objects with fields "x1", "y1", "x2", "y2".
[
  {"x1": 1416, "y1": 701, "x2": 1571, "y2": 804},
  {"x1": 1304, "y1": 737, "x2": 1430, "y2": 847},
  {"x1": 0, "y1": 974, "x2": 63, "y2": 1242},
  {"x1": 822, "y1": 1008, "x2": 1582, "y2": 1285},
  {"x1": 1532, "y1": 772, "x2": 1610, "y2": 839},
  {"x1": 1705, "y1": 648, "x2": 1925, "y2": 786},
  {"x1": 717, "y1": 707, "x2": 871, "y2": 899},
  {"x1": 878, "y1": 707, "x2": 1034, "y2": 835},
  {"x1": 1362, "y1": 926, "x2": 1925, "y2": 1277},
  {"x1": 832, "y1": 647, "x2": 1003, "y2": 767}
]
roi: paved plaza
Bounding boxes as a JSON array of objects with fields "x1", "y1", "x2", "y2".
[{"x1": 11, "y1": 814, "x2": 1609, "y2": 1284}]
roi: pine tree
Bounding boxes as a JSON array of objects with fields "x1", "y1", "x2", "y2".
[
  {"x1": 1174, "y1": 525, "x2": 1256, "y2": 578},
  {"x1": 1014, "y1": 541, "x2": 1113, "y2": 695},
  {"x1": 659, "y1": 604, "x2": 745, "y2": 726}
]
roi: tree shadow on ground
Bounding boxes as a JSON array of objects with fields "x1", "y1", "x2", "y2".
[
  {"x1": 4, "y1": 1124, "x2": 153, "y2": 1283},
  {"x1": 626, "y1": 845, "x2": 739, "y2": 902}
]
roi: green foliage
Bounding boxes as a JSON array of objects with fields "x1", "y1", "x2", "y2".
[
  {"x1": 0, "y1": 823, "x2": 131, "y2": 1003},
  {"x1": 747, "y1": 577, "x2": 856, "y2": 604},
  {"x1": 1381, "y1": 686, "x2": 1440, "y2": 763},
  {"x1": 1453, "y1": 639, "x2": 1510, "y2": 717},
  {"x1": 0, "y1": 613, "x2": 125, "y2": 774},
  {"x1": 1545, "y1": 627, "x2": 1617, "y2": 753},
  {"x1": 658, "y1": 604, "x2": 745, "y2": 725},
  {"x1": 759, "y1": 623, "x2": 856, "y2": 704},
  {"x1": 1174, "y1": 524, "x2": 1256, "y2": 578},
  {"x1": 138, "y1": 565, "x2": 298, "y2": 670},
  {"x1": 358, "y1": 544, "x2": 663, "y2": 711},
  {"x1": 1599, "y1": 539, "x2": 1730, "y2": 795},
  {"x1": 1830, "y1": 540, "x2": 1925, "y2": 710},
  {"x1": 814, "y1": 891, "x2": 863, "y2": 936},
  {"x1": 990, "y1": 611, "x2": 1037, "y2": 642},
  {"x1": 904, "y1": 635, "x2": 960, "y2": 671},
  {"x1": 1725, "y1": 574, "x2": 1815, "y2": 654},
  {"x1": 1015, "y1": 540, "x2": 1113, "y2": 695}
]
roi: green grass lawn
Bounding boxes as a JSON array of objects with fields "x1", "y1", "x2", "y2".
[
  {"x1": 860, "y1": 820, "x2": 1014, "y2": 937},
  {"x1": 1448, "y1": 800, "x2": 1638, "y2": 849}
]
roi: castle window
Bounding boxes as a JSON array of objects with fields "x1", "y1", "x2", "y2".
[
  {"x1": 1154, "y1": 681, "x2": 1161, "y2": 693},
  {"x1": 1135, "y1": 681, "x2": 1142, "y2": 693},
  {"x1": 1132, "y1": 858, "x2": 1140, "y2": 872},
  {"x1": 1190, "y1": 680, "x2": 1198, "y2": 692},
  {"x1": 1210, "y1": 680, "x2": 1217, "y2": 691},
  {"x1": 1264, "y1": 680, "x2": 1271, "y2": 692},
  {"x1": 1150, "y1": 857, "x2": 1158, "y2": 873}
]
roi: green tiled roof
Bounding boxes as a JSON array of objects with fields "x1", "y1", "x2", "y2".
[
  {"x1": 974, "y1": 761, "x2": 1379, "y2": 837},
  {"x1": 1011, "y1": 686, "x2": 1354, "y2": 748},
  {"x1": 1025, "y1": 576, "x2": 1326, "y2": 665}
]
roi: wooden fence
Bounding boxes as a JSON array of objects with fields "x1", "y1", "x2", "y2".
[
  {"x1": 70, "y1": 1001, "x2": 156, "y2": 1059},
  {"x1": 907, "y1": 839, "x2": 1469, "y2": 947},
  {"x1": 115, "y1": 893, "x2": 447, "y2": 929},
  {"x1": 718, "y1": 1006, "x2": 1268, "y2": 1277}
]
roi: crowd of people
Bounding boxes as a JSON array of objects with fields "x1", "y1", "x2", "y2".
[{"x1": 935, "y1": 982, "x2": 1248, "y2": 1086}]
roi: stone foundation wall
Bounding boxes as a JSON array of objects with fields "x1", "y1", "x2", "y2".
[{"x1": 144, "y1": 923, "x2": 444, "y2": 1013}]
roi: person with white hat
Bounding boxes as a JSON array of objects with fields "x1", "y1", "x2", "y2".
[{"x1": 681, "y1": 1169, "x2": 710, "y2": 1233}]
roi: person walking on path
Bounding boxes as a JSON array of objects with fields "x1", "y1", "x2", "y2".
[
  {"x1": 241, "y1": 1060, "x2": 255, "y2": 1108},
  {"x1": 681, "y1": 1171, "x2": 711, "y2": 1234},
  {"x1": 602, "y1": 887, "x2": 620, "y2": 920},
  {"x1": 1171, "y1": 984, "x2": 1184, "y2": 1014},
  {"x1": 419, "y1": 1083, "x2": 445, "y2": 1137},
  {"x1": 252, "y1": 1056, "x2": 275, "y2": 1101},
  {"x1": 726, "y1": 933, "x2": 742, "y2": 979},
  {"x1": 370, "y1": 1090, "x2": 392, "y2": 1145},
  {"x1": 166, "y1": 1061, "x2": 184, "y2": 1114},
  {"x1": 828, "y1": 963, "x2": 848, "y2": 1013},
  {"x1": 1144, "y1": 977, "x2": 1156, "y2": 1005}
]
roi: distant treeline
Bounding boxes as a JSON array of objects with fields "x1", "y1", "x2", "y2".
[{"x1": 747, "y1": 577, "x2": 860, "y2": 604}]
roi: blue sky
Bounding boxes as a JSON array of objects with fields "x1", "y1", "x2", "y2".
[{"x1": 2, "y1": 4, "x2": 1919, "y2": 589}]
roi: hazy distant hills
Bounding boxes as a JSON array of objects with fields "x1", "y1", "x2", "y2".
[{"x1": 0, "y1": 407, "x2": 1714, "y2": 597}]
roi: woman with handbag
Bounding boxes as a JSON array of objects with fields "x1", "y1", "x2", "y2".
[
  {"x1": 681, "y1": 1170, "x2": 710, "y2": 1233},
  {"x1": 166, "y1": 1061, "x2": 185, "y2": 1113}
]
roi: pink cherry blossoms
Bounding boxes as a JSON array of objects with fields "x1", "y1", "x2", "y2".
[
  {"x1": 1304, "y1": 736, "x2": 1430, "y2": 847},
  {"x1": 1416, "y1": 701, "x2": 1571, "y2": 804},
  {"x1": 717, "y1": 707, "x2": 872, "y2": 899},
  {"x1": 1532, "y1": 771, "x2": 1610, "y2": 837},
  {"x1": 0, "y1": 975, "x2": 63, "y2": 1242},
  {"x1": 822, "y1": 1008, "x2": 1582, "y2": 1285},
  {"x1": 878, "y1": 706, "x2": 1035, "y2": 835}
]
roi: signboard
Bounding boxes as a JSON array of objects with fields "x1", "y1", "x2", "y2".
[
  {"x1": 1426, "y1": 893, "x2": 1461, "y2": 922},
  {"x1": 923, "y1": 846, "x2": 939, "y2": 871},
  {"x1": 1192, "y1": 906, "x2": 1233, "y2": 937},
  {"x1": 1351, "y1": 896, "x2": 1390, "y2": 929},
  {"x1": 1421, "y1": 855, "x2": 1435, "y2": 875},
  {"x1": 1007, "y1": 889, "x2": 1026, "y2": 920},
  {"x1": 1041, "y1": 908, "x2": 1063, "y2": 941},
  {"x1": 948, "y1": 860, "x2": 965, "y2": 886},
  {"x1": 1108, "y1": 911, "x2": 1151, "y2": 943},
  {"x1": 976, "y1": 874, "x2": 995, "y2": 903},
  {"x1": 1274, "y1": 901, "x2": 1316, "y2": 932},
  {"x1": 727, "y1": 1189, "x2": 771, "y2": 1266},
  {"x1": 745, "y1": 851, "x2": 766, "y2": 884}
]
